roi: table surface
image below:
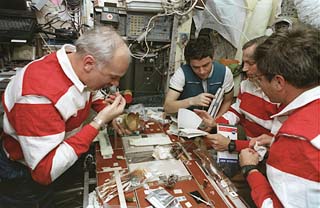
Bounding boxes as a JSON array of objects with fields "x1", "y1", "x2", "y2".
[{"x1": 95, "y1": 120, "x2": 248, "y2": 208}]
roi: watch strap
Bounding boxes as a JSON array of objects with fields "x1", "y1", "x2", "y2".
[
  {"x1": 93, "y1": 117, "x2": 106, "y2": 130},
  {"x1": 241, "y1": 165, "x2": 257, "y2": 178},
  {"x1": 228, "y1": 140, "x2": 236, "y2": 153}
]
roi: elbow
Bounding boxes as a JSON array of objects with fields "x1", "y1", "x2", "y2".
[
  {"x1": 163, "y1": 103, "x2": 175, "y2": 114},
  {"x1": 32, "y1": 173, "x2": 52, "y2": 185},
  {"x1": 31, "y1": 165, "x2": 53, "y2": 185},
  {"x1": 163, "y1": 102, "x2": 170, "y2": 113}
]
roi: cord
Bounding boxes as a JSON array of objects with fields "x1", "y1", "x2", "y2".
[{"x1": 130, "y1": 0, "x2": 198, "y2": 61}]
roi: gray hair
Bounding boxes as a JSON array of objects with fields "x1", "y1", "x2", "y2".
[{"x1": 75, "y1": 26, "x2": 130, "y2": 69}]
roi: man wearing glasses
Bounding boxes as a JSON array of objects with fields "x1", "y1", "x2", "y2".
[
  {"x1": 201, "y1": 36, "x2": 279, "y2": 207},
  {"x1": 239, "y1": 25, "x2": 320, "y2": 208}
]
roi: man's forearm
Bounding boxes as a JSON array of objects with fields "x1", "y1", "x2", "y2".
[
  {"x1": 216, "y1": 99, "x2": 232, "y2": 118},
  {"x1": 164, "y1": 98, "x2": 193, "y2": 113}
]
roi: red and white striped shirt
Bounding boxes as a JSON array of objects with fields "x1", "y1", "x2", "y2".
[
  {"x1": 216, "y1": 79, "x2": 279, "y2": 151},
  {"x1": 1, "y1": 45, "x2": 106, "y2": 185},
  {"x1": 247, "y1": 86, "x2": 320, "y2": 208}
]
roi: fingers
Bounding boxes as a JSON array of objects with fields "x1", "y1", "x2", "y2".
[
  {"x1": 119, "y1": 96, "x2": 126, "y2": 108},
  {"x1": 239, "y1": 148, "x2": 259, "y2": 166},
  {"x1": 123, "y1": 129, "x2": 133, "y2": 135},
  {"x1": 247, "y1": 148, "x2": 257, "y2": 154},
  {"x1": 254, "y1": 134, "x2": 273, "y2": 147},
  {"x1": 110, "y1": 95, "x2": 126, "y2": 112},
  {"x1": 193, "y1": 109, "x2": 206, "y2": 114},
  {"x1": 111, "y1": 94, "x2": 122, "y2": 105},
  {"x1": 200, "y1": 95, "x2": 212, "y2": 106},
  {"x1": 112, "y1": 119, "x2": 124, "y2": 136},
  {"x1": 249, "y1": 137, "x2": 257, "y2": 148},
  {"x1": 201, "y1": 126, "x2": 212, "y2": 132},
  {"x1": 103, "y1": 98, "x2": 114, "y2": 105},
  {"x1": 112, "y1": 117, "x2": 133, "y2": 136},
  {"x1": 97, "y1": 95, "x2": 126, "y2": 124},
  {"x1": 206, "y1": 134, "x2": 229, "y2": 151},
  {"x1": 194, "y1": 110, "x2": 212, "y2": 120},
  {"x1": 203, "y1": 93, "x2": 215, "y2": 99},
  {"x1": 194, "y1": 93, "x2": 214, "y2": 107},
  {"x1": 211, "y1": 139, "x2": 218, "y2": 145},
  {"x1": 108, "y1": 94, "x2": 116, "y2": 100},
  {"x1": 206, "y1": 135, "x2": 218, "y2": 147}
]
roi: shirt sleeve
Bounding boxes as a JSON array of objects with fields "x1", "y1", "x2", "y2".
[
  {"x1": 169, "y1": 67, "x2": 185, "y2": 92},
  {"x1": 247, "y1": 171, "x2": 283, "y2": 208},
  {"x1": 31, "y1": 124, "x2": 98, "y2": 185},
  {"x1": 5, "y1": 95, "x2": 99, "y2": 185},
  {"x1": 222, "y1": 66, "x2": 234, "y2": 93}
]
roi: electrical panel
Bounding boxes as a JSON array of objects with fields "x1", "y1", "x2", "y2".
[
  {"x1": 126, "y1": 14, "x2": 172, "y2": 42},
  {"x1": 120, "y1": 47, "x2": 170, "y2": 96},
  {"x1": 133, "y1": 48, "x2": 169, "y2": 96},
  {"x1": 134, "y1": 61, "x2": 160, "y2": 94}
]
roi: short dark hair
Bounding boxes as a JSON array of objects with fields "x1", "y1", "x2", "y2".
[
  {"x1": 254, "y1": 25, "x2": 320, "y2": 88},
  {"x1": 184, "y1": 37, "x2": 214, "y2": 64}
]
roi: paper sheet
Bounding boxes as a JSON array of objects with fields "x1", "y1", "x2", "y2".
[
  {"x1": 166, "y1": 109, "x2": 207, "y2": 138},
  {"x1": 177, "y1": 108, "x2": 202, "y2": 129}
]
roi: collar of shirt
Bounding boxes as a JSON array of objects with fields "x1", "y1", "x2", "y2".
[
  {"x1": 56, "y1": 44, "x2": 87, "y2": 93},
  {"x1": 247, "y1": 78, "x2": 263, "y2": 93},
  {"x1": 271, "y1": 85, "x2": 320, "y2": 118}
]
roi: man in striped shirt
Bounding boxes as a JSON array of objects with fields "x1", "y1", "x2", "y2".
[
  {"x1": 195, "y1": 36, "x2": 279, "y2": 207},
  {"x1": 0, "y1": 26, "x2": 130, "y2": 207},
  {"x1": 202, "y1": 36, "x2": 279, "y2": 153},
  {"x1": 240, "y1": 25, "x2": 320, "y2": 208}
]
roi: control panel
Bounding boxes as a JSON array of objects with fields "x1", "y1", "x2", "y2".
[{"x1": 126, "y1": 13, "x2": 172, "y2": 42}]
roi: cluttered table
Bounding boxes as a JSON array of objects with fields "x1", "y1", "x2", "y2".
[{"x1": 92, "y1": 108, "x2": 249, "y2": 208}]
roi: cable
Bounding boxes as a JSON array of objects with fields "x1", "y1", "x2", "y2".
[
  {"x1": 131, "y1": 1, "x2": 196, "y2": 60},
  {"x1": 141, "y1": 13, "x2": 172, "y2": 60}
]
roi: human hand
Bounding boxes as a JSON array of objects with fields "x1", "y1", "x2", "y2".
[
  {"x1": 95, "y1": 94, "x2": 126, "y2": 124},
  {"x1": 103, "y1": 97, "x2": 115, "y2": 105},
  {"x1": 189, "y1": 93, "x2": 214, "y2": 107},
  {"x1": 249, "y1": 134, "x2": 274, "y2": 148},
  {"x1": 102, "y1": 92, "x2": 119, "y2": 105},
  {"x1": 239, "y1": 148, "x2": 259, "y2": 167},
  {"x1": 194, "y1": 109, "x2": 217, "y2": 132},
  {"x1": 111, "y1": 117, "x2": 132, "y2": 136},
  {"x1": 206, "y1": 134, "x2": 230, "y2": 151}
]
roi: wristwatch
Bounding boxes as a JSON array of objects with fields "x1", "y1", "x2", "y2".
[
  {"x1": 228, "y1": 140, "x2": 236, "y2": 153},
  {"x1": 241, "y1": 165, "x2": 257, "y2": 178}
]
